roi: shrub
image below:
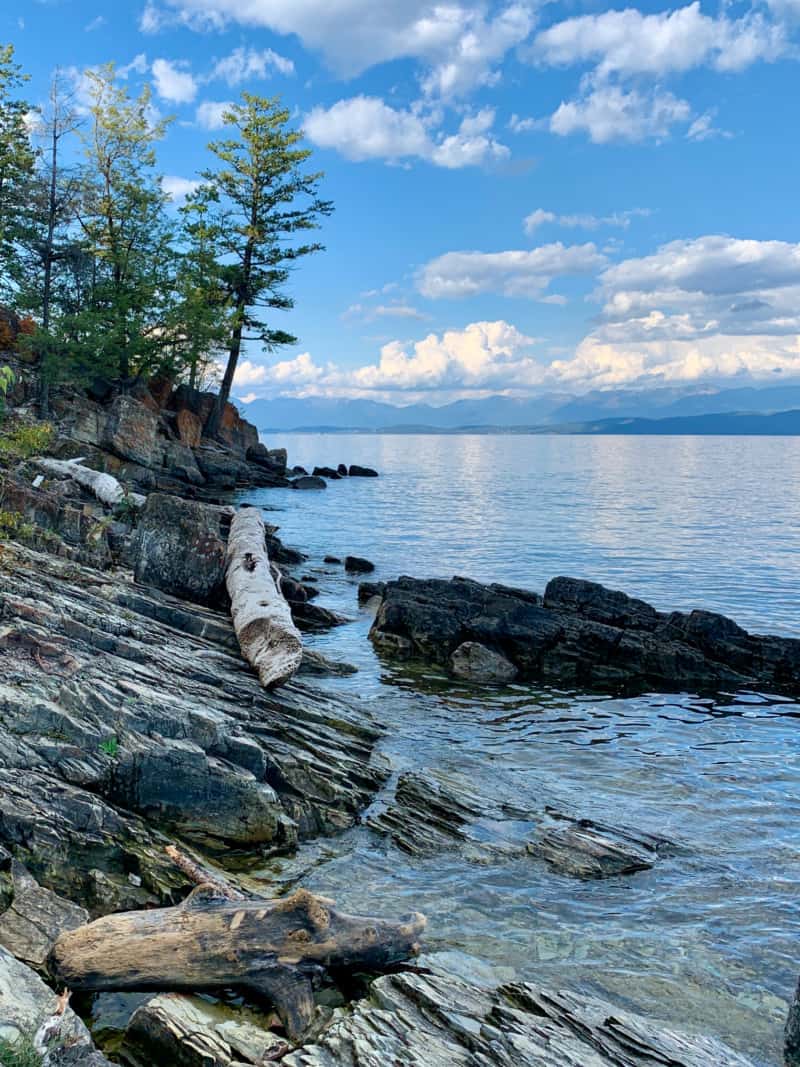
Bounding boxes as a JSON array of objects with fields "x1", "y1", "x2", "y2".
[
  {"x1": 0, "y1": 422, "x2": 54, "y2": 460},
  {"x1": 99, "y1": 736, "x2": 119, "y2": 757}
]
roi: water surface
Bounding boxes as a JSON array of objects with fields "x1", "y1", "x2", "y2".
[{"x1": 243, "y1": 434, "x2": 800, "y2": 1065}]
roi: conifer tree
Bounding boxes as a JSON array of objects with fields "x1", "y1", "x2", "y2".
[
  {"x1": 0, "y1": 44, "x2": 34, "y2": 294},
  {"x1": 196, "y1": 95, "x2": 332, "y2": 437}
]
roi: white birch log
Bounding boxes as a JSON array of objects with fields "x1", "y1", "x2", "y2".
[
  {"x1": 225, "y1": 507, "x2": 302, "y2": 689},
  {"x1": 35, "y1": 457, "x2": 146, "y2": 509}
]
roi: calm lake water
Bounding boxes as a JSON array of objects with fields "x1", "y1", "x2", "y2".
[{"x1": 244, "y1": 433, "x2": 800, "y2": 1066}]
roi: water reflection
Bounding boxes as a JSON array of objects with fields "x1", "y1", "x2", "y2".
[{"x1": 243, "y1": 434, "x2": 800, "y2": 1065}]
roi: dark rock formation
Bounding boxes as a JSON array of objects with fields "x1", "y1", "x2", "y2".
[
  {"x1": 132, "y1": 493, "x2": 231, "y2": 606},
  {"x1": 291, "y1": 475, "x2": 327, "y2": 490},
  {"x1": 337, "y1": 463, "x2": 347, "y2": 476},
  {"x1": 528, "y1": 810, "x2": 672, "y2": 879},
  {"x1": 284, "y1": 969, "x2": 755, "y2": 1066},
  {"x1": 368, "y1": 574, "x2": 800, "y2": 693},
  {"x1": 348, "y1": 465, "x2": 378, "y2": 477},
  {"x1": 324, "y1": 555, "x2": 341, "y2": 565},
  {"x1": 344, "y1": 555, "x2": 374, "y2": 574},
  {"x1": 786, "y1": 977, "x2": 800, "y2": 1067},
  {"x1": 313, "y1": 466, "x2": 341, "y2": 479}
]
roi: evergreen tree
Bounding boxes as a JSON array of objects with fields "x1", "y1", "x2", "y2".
[
  {"x1": 16, "y1": 71, "x2": 82, "y2": 413},
  {"x1": 75, "y1": 64, "x2": 175, "y2": 382},
  {"x1": 0, "y1": 44, "x2": 34, "y2": 295},
  {"x1": 196, "y1": 95, "x2": 332, "y2": 437}
]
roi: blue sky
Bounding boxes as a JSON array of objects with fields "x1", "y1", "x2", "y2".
[{"x1": 7, "y1": 0, "x2": 800, "y2": 405}]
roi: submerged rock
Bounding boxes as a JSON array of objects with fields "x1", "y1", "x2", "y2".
[
  {"x1": 344, "y1": 556, "x2": 374, "y2": 574},
  {"x1": 292, "y1": 475, "x2": 327, "y2": 490},
  {"x1": 368, "y1": 574, "x2": 800, "y2": 693},
  {"x1": 528, "y1": 811, "x2": 672, "y2": 879},
  {"x1": 283, "y1": 969, "x2": 755, "y2": 1067}
]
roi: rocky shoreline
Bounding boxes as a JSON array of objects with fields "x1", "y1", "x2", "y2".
[{"x1": 0, "y1": 360, "x2": 795, "y2": 1065}]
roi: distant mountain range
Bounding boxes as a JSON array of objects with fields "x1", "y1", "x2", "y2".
[{"x1": 243, "y1": 383, "x2": 800, "y2": 434}]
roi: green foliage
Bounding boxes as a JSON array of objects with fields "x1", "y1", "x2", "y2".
[
  {"x1": 0, "y1": 44, "x2": 35, "y2": 292},
  {"x1": 0, "y1": 365, "x2": 13, "y2": 412},
  {"x1": 0, "y1": 421, "x2": 54, "y2": 459},
  {"x1": 0, "y1": 509, "x2": 35, "y2": 540},
  {"x1": 99, "y1": 736, "x2": 119, "y2": 757},
  {"x1": 194, "y1": 94, "x2": 333, "y2": 434},
  {"x1": 0, "y1": 1033, "x2": 42, "y2": 1067}
]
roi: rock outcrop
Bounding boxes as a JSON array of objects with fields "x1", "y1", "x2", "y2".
[
  {"x1": 368, "y1": 574, "x2": 800, "y2": 693},
  {"x1": 283, "y1": 969, "x2": 755, "y2": 1067}
]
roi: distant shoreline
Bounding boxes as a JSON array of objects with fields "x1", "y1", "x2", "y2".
[{"x1": 260, "y1": 407, "x2": 800, "y2": 437}]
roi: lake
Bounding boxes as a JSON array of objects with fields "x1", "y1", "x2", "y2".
[{"x1": 243, "y1": 433, "x2": 800, "y2": 1066}]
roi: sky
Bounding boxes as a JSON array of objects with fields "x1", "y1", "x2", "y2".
[{"x1": 6, "y1": 0, "x2": 800, "y2": 407}]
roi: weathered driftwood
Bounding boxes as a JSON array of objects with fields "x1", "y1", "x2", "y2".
[
  {"x1": 48, "y1": 887, "x2": 426, "y2": 1041},
  {"x1": 226, "y1": 507, "x2": 303, "y2": 689},
  {"x1": 36, "y1": 457, "x2": 146, "y2": 509}
]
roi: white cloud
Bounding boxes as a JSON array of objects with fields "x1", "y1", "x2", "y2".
[
  {"x1": 524, "y1": 206, "x2": 650, "y2": 233},
  {"x1": 148, "y1": 0, "x2": 535, "y2": 97},
  {"x1": 530, "y1": 3, "x2": 787, "y2": 80},
  {"x1": 209, "y1": 46, "x2": 295, "y2": 85},
  {"x1": 120, "y1": 53, "x2": 149, "y2": 78},
  {"x1": 195, "y1": 99, "x2": 234, "y2": 129},
  {"x1": 508, "y1": 113, "x2": 541, "y2": 133},
  {"x1": 304, "y1": 97, "x2": 509, "y2": 168},
  {"x1": 593, "y1": 235, "x2": 800, "y2": 339},
  {"x1": 161, "y1": 175, "x2": 202, "y2": 202},
  {"x1": 550, "y1": 85, "x2": 692, "y2": 143},
  {"x1": 417, "y1": 243, "x2": 606, "y2": 299},
  {"x1": 85, "y1": 15, "x2": 106, "y2": 32},
  {"x1": 151, "y1": 58, "x2": 198, "y2": 103}
]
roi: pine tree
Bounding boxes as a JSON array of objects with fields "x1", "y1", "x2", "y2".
[
  {"x1": 76, "y1": 64, "x2": 175, "y2": 382},
  {"x1": 0, "y1": 44, "x2": 34, "y2": 295},
  {"x1": 16, "y1": 71, "x2": 83, "y2": 413},
  {"x1": 197, "y1": 95, "x2": 332, "y2": 438}
]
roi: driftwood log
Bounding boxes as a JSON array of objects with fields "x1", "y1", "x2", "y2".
[
  {"x1": 226, "y1": 507, "x2": 303, "y2": 689},
  {"x1": 48, "y1": 887, "x2": 426, "y2": 1041},
  {"x1": 36, "y1": 457, "x2": 146, "y2": 509}
]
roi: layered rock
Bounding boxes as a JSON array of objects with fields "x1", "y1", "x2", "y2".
[
  {"x1": 0, "y1": 542, "x2": 387, "y2": 912},
  {"x1": 283, "y1": 969, "x2": 755, "y2": 1067},
  {"x1": 368, "y1": 574, "x2": 800, "y2": 693}
]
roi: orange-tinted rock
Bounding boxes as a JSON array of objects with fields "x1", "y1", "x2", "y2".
[
  {"x1": 176, "y1": 408, "x2": 202, "y2": 449},
  {"x1": 148, "y1": 375, "x2": 174, "y2": 409}
]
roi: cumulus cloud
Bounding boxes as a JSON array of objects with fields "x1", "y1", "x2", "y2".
[
  {"x1": 304, "y1": 97, "x2": 508, "y2": 168},
  {"x1": 417, "y1": 243, "x2": 606, "y2": 299},
  {"x1": 530, "y1": 3, "x2": 787, "y2": 80},
  {"x1": 592, "y1": 235, "x2": 800, "y2": 339},
  {"x1": 195, "y1": 99, "x2": 234, "y2": 129},
  {"x1": 151, "y1": 58, "x2": 198, "y2": 103},
  {"x1": 524, "y1": 207, "x2": 650, "y2": 233},
  {"x1": 143, "y1": 0, "x2": 535, "y2": 96},
  {"x1": 161, "y1": 175, "x2": 202, "y2": 202},
  {"x1": 550, "y1": 84, "x2": 692, "y2": 143},
  {"x1": 209, "y1": 46, "x2": 295, "y2": 85}
]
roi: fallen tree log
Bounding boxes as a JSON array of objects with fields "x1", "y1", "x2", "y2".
[
  {"x1": 35, "y1": 457, "x2": 146, "y2": 509},
  {"x1": 49, "y1": 887, "x2": 426, "y2": 1041},
  {"x1": 226, "y1": 507, "x2": 303, "y2": 689}
]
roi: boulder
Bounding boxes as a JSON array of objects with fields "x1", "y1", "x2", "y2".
[
  {"x1": 368, "y1": 575, "x2": 800, "y2": 694},
  {"x1": 122, "y1": 992, "x2": 286, "y2": 1067},
  {"x1": 0, "y1": 945, "x2": 112, "y2": 1065},
  {"x1": 348, "y1": 464, "x2": 378, "y2": 477},
  {"x1": 101, "y1": 395, "x2": 162, "y2": 468},
  {"x1": 313, "y1": 466, "x2": 341, "y2": 479},
  {"x1": 219, "y1": 401, "x2": 259, "y2": 455},
  {"x1": 0, "y1": 861, "x2": 88, "y2": 967},
  {"x1": 132, "y1": 493, "x2": 230, "y2": 605},
  {"x1": 337, "y1": 464, "x2": 347, "y2": 476},
  {"x1": 324, "y1": 555, "x2": 342, "y2": 565},
  {"x1": 247, "y1": 443, "x2": 287, "y2": 474},
  {"x1": 291, "y1": 475, "x2": 326, "y2": 490},
  {"x1": 146, "y1": 375, "x2": 174, "y2": 409},
  {"x1": 344, "y1": 556, "x2": 374, "y2": 574},
  {"x1": 195, "y1": 448, "x2": 246, "y2": 489},
  {"x1": 450, "y1": 641, "x2": 518, "y2": 683},
  {"x1": 161, "y1": 441, "x2": 205, "y2": 486},
  {"x1": 175, "y1": 408, "x2": 202, "y2": 448}
]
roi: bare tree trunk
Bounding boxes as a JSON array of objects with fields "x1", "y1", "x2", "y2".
[{"x1": 226, "y1": 507, "x2": 303, "y2": 689}]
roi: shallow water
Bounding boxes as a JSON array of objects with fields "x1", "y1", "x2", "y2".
[{"x1": 243, "y1": 433, "x2": 800, "y2": 1064}]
